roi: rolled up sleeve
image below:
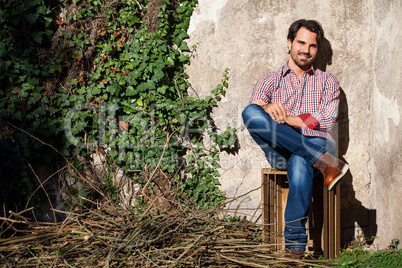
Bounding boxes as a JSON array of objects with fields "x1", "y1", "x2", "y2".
[
  {"x1": 249, "y1": 73, "x2": 276, "y2": 104},
  {"x1": 312, "y1": 73, "x2": 340, "y2": 131}
]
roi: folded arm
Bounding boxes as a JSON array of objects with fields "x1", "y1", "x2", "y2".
[{"x1": 252, "y1": 99, "x2": 306, "y2": 127}]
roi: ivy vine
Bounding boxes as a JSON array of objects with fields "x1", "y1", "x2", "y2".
[{"x1": 0, "y1": 0, "x2": 237, "y2": 211}]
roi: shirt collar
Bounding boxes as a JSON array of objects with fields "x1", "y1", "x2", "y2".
[{"x1": 281, "y1": 63, "x2": 315, "y2": 77}]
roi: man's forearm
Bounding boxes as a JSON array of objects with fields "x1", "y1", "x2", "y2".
[{"x1": 285, "y1": 116, "x2": 306, "y2": 128}]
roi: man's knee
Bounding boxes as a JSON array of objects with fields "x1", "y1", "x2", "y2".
[
  {"x1": 242, "y1": 104, "x2": 271, "y2": 128},
  {"x1": 242, "y1": 104, "x2": 260, "y2": 119}
]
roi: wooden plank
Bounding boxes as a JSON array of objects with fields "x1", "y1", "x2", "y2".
[
  {"x1": 262, "y1": 168, "x2": 287, "y2": 175},
  {"x1": 269, "y1": 173, "x2": 275, "y2": 245},
  {"x1": 328, "y1": 189, "x2": 335, "y2": 259},
  {"x1": 273, "y1": 173, "x2": 278, "y2": 249},
  {"x1": 277, "y1": 175, "x2": 288, "y2": 250},
  {"x1": 335, "y1": 183, "x2": 341, "y2": 257},
  {"x1": 261, "y1": 171, "x2": 268, "y2": 243},
  {"x1": 323, "y1": 186, "x2": 329, "y2": 258}
]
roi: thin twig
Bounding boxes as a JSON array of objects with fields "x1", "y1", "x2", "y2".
[
  {"x1": 28, "y1": 248, "x2": 48, "y2": 268},
  {"x1": 25, "y1": 165, "x2": 67, "y2": 212},
  {"x1": 217, "y1": 253, "x2": 269, "y2": 268},
  {"x1": 169, "y1": 234, "x2": 205, "y2": 267},
  {"x1": 28, "y1": 164, "x2": 57, "y2": 222}
]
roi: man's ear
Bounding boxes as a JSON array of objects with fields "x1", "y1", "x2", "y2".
[{"x1": 287, "y1": 39, "x2": 292, "y2": 50}]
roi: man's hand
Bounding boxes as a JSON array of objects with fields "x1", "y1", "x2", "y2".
[
  {"x1": 252, "y1": 100, "x2": 306, "y2": 127},
  {"x1": 252, "y1": 100, "x2": 288, "y2": 123}
]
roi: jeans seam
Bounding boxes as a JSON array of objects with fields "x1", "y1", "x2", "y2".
[{"x1": 309, "y1": 147, "x2": 326, "y2": 165}]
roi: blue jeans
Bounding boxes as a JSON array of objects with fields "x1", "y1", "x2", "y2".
[{"x1": 242, "y1": 104, "x2": 335, "y2": 250}]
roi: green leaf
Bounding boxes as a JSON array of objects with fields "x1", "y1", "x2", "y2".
[
  {"x1": 157, "y1": 85, "x2": 168, "y2": 94},
  {"x1": 137, "y1": 81, "x2": 155, "y2": 91},
  {"x1": 25, "y1": 13, "x2": 39, "y2": 24},
  {"x1": 31, "y1": 31, "x2": 44, "y2": 44},
  {"x1": 179, "y1": 41, "x2": 190, "y2": 52},
  {"x1": 77, "y1": 87, "x2": 86, "y2": 94},
  {"x1": 45, "y1": 29, "x2": 53, "y2": 36},
  {"x1": 43, "y1": 16, "x2": 53, "y2": 27},
  {"x1": 197, "y1": 159, "x2": 204, "y2": 168},
  {"x1": 13, "y1": 111, "x2": 22, "y2": 120},
  {"x1": 167, "y1": 57, "x2": 175, "y2": 65},
  {"x1": 41, "y1": 96, "x2": 49, "y2": 104},
  {"x1": 92, "y1": 86, "x2": 101, "y2": 95},
  {"x1": 109, "y1": 82, "x2": 122, "y2": 95},
  {"x1": 20, "y1": 89, "x2": 29, "y2": 98},
  {"x1": 126, "y1": 86, "x2": 137, "y2": 96},
  {"x1": 178, "y1": 54, "x2": 189, "y2": 62},
  {"x1": 151, "y1": 69, "x2": 164, "y2": 81},
  {"x1": 29, "y1": 0, "x2": 42, "y2": 6}
]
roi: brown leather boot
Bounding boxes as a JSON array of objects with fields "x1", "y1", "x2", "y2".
[
  {"x1": 313, "y1": 152, "x2": 349, "y2": 190},
  {"x1": 285, "y1": 249, "x2": 304, "y2": 259}
]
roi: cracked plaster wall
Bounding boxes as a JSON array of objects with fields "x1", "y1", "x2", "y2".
[
  {"x1": 369, "y1": 0, "x2": 402, "y2": 249},
  {"x1": 186, "y1": 0, "x2": 401, "y2": 249}
]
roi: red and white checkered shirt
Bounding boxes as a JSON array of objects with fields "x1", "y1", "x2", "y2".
[{"x1": 250, "y1": 64, "x2": 340, "y2": 142}]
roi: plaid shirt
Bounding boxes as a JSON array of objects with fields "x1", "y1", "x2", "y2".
[{"x1": 250, "y1": 64, "x2": 340, "y2": 142}]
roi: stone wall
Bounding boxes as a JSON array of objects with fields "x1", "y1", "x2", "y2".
[{"x1": 186, "y1": 0, "x2": 401, "y2": 249}]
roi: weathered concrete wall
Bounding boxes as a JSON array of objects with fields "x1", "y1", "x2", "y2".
[
  {"x1": 186, "y1": 0, "x2": 401, "y2": 249},
  {"x1": 369, "y1": 0, "x2": 402, "y2": 248}
]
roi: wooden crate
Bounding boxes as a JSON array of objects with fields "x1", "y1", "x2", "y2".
[{"x1": 261, "y1": 168, "x2": 340, "y2": 258}]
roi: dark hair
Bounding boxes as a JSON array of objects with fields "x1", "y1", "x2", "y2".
[{"x1": 287, "y1": 19, "x2": 324, "y2": 45}]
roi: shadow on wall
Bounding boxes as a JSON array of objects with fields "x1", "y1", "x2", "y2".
[
  {"x1": 315, "y1": 38, "x2": 378, "y2": 247},
  {"x1": 337, "y1": 89, "x2": 378, "y2": 247},
  {"x1": 313, "y1": 37, "x2": 333, "y2": 72}
]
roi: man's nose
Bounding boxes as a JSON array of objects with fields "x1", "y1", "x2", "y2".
[{"x1": 301, "y1": 45, "x2": 310, "y2": 54}]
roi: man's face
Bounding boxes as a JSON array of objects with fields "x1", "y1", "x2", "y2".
[{"x1": 287, "y1": 27, "x2": 318, "y2": 70}]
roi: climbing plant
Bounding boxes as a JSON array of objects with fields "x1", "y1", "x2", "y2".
[
  {"x1": 0, "y1": 0, "x2": 62, "y2": 209},
  {"x1": 0, "y1": 0, "x2": 237, "y2": 211}
]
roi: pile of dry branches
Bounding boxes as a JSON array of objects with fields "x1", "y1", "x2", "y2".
[{"x1": 0, "y1": 201, "x2": 333, "y2": 268}]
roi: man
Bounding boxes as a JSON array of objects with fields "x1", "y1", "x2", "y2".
[{"x1": 242, "y1": 19, "x2": 348, "y2": 258}]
